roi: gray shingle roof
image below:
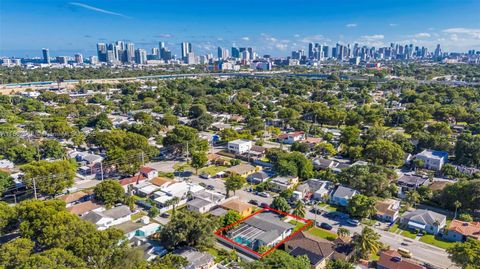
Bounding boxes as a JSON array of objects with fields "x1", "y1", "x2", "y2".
[{"x1": 402, "y1": 209, "x2": 446, "y2": 226}]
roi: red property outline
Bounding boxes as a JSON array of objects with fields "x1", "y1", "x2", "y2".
[{"x1": 214, "y1": 206, "x2": 313, "y2": 258}]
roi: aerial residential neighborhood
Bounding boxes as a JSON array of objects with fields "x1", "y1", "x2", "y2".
[{"x1": 1, "y1": 1, "x2": 480, "y2": 269}]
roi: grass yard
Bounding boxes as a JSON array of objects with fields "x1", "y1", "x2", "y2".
[
  {"x1": 388, "y1": 223, "x2": 399, "y2": 233},
  {"x1": 289, "y1": 220, "x2": 310, "y2": 232},
  {"x1": 419, "y1": 234, "x2": 456, "y2": 249},
  {"x1": 131, "y1": 211, "x2": 147, "y2": 221},
  {"x1": 199, "y1": 165, "x2": 227, "y2": 176},
  {"x1": 361, "y1": 219, "x2": 377, "y2": 226},
  {"x1": 399, "y1": 229, "x2": 417, "y2": 239},
  {"x1": 308, "y1": 227, "x2": 338, "y2": 241}
]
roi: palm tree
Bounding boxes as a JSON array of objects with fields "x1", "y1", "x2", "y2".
[
  {"x1": 337, "y1": 227, "x2": 351, "y2": 238},
  {"x1": 454, "y1": 200, "x2": 462, "y2": 219},
  {"x1": 406, "y1": 190, "x2": 420, "y2": 208},
  {"x1": 165, "y1": 197, "x2": 180, "y2": 218},
  {"x1": 353, "y1": 227, "x2": 382, "y2": 259},
  {"x1": 293, "y1": 200, "x2": 306, "y2": 218}
]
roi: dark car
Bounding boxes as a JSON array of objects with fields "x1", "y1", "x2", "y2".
[
  {"x1": 161, "y1": 212, "x2": 171, "y2": 218},
  {"x1": 319, "y1": 222, "x2": 333, "y2": 230},
  {"x1": 310, "y1": 208, "x2": 322, "y2": 215},
  {"x1": 260, "y1": 202, "x2": 269, "y2": 208},
  {"x1": 249, "y1": 199, "x2": 259, "y2": 206},
  {"x1": 206, "y1": 185, "x2": 215, "y2": 190},
  {"x1": 135, "y1": 200, "x2": 153, "y2": 210}
]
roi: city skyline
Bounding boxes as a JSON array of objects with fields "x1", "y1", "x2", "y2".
[{"x1": 1, "y1": 0, "x2": 480, "y2": 57}]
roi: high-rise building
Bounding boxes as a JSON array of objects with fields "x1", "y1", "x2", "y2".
[
  {"x1": 186, "y1": 52, "x2": 196, "y2": 64},
  {"x1": 217, "y1": 47, "x2": 229, "y2": 60},
  {"x1": 56, "y1": 56, "x2": 68, "y2": 64},
  {"x1": 126, "y1": 43, "x2": 135, "y2": 63},
  {"x1": 308, "y1": 43, "x2": 314, "y2": 59},
  {"x1": 42, "y1": 48, "x2": 50, "y2": 64},
  {"x1": 135, "y1": 49, "x2": 147, "y2": 64},
  {"x1": 181, "y1": 42, "x2": 192, "y2": 61},
  {"x1": 90, "y1": 56, "x2": 99, "y2": 65},
  {"x1": 74, "y1": 53, "x2": 84, "y2": 64},
  {"x1": 96, "y1": 43, "x2": 107, "y2": 62},
  {"x1": 434, "y1": 44, "x2": 442, "y2": 57},
  {"x1": 151, "y1": 48, "x2": 160, "y2": 59},
  {"x1": 231, "y1": 47, "x2": 240, "y2": 58}
]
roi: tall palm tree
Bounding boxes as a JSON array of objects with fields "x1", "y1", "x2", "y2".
[
  {"x1": 353, "y1": 227, "x2": 382, "y2": 259},
  {"x1": 165, "y1": 197, "x2": 180, "y2": 218},
  {"x1": 337, "y1": 227, "x2": 351, "y2": 238},
  {"x1": 293, "y1": 200, "x2": 306, "y2": 218},
  {"x1": 454, "y1": 200, "x2": 462, "y2": 219}
]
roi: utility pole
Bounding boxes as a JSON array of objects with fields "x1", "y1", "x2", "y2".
[
  {"x1": 32, "y1": 178, "x2": 37, "y2": 199},
  {"x1": 141, "y1": 151, "x2": 145, "y2": 166},
  {"x1": 186, "y1": 141, "x2": 189, "y2": 162},
  {"x1": 100, "y1": 161, "x2": 104, "y2": 181}
]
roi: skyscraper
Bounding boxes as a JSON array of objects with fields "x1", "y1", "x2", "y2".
[
  {"x1": 126, "y1": 43, "x2": 135, "y2": 63},
  {"x1": 308, "y1": 43, "x2": 314, "y2": 59},
  {"x1": 181, "y1": 42, "x2": 192, "y2": 61},
  {"x1": 135, "y1": 49, "x2": 147, "y2": 64},
  {"x1": 231, "y1": 47, "x2": 240, "y2": 58},
  {"x1": 74, "y1": 53, "x2": 83, "y2": 64},
  {"x1": 42, "y1": 48, "x2": 50, "y2": 64},
  {"x1": 96, "y1": 43, "x2": 107, "y2": 62}
]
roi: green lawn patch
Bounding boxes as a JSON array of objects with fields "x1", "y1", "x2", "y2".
[
  {"x1": 131, "y1": 211, "x2": 147, "y2": 221},
  {"x1": 419, "y1": 234, "x2": 456, "y2": 249},
  {"x1": 199, "y1": 165, "x2": 227, "y2": 176},
  {"x1": 388, "y1": 223, "x2": 399, "y2": 233},
  {"x1": 308, "y1": 227, "x2": 338, "y2": 241},
  {"x1": 361, "y1": 219, "x2": 376, "y2": 226},
  {"x1": 289, "y1": 220, "x2": 309, "y2": 232},
  {"x1": 399, "y1": 229, "x2": 417, "y2": 239}
]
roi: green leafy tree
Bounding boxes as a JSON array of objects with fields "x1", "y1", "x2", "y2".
[
  {"x1": 94, "y1": 180, "x2": 126, "y2": 208},
  {"x1": 0, "y1": 202, "x2": 16, "y2": 235},
  {"x1": 245, "y1": 250, "x2": 310, "y2": 269},
  {"x1": 347, "y1": 194, "x2": 376, "y2": 219},
  {"x1": 222, "y1": 210, "x2": 242, "y2": 227},
  {"x1": 0, "y1": 238, "x2": 35, "y2": 269},
  {"x1": 315, "y1": 142, "x2": 337, "y2": 157},
  {"x1": 22, "y1": 248, "x2": 87, "y2": 269},
  {"x1": 190, "y1": 151, "x2": 208, "y2": 175},
  {"x1": 164, "y1": 197, "x2": 181, "y2": 217},
  {"x1": 270, "y1": 197, "x2": 291, "y2": 213},
  {"x1": 40, "y1": 139, "x2": 66, "y2": 159},
  {"x1": 149, "y1": 253, "x2": 188, "y2": 269},
  {"x1": 337, "y1": 227, "x2": 351, "y2": 238},
  {"x1": 337, "y1": 165, "x2": 397, "y2": 197},
  {"x1": 447, "y1": 238, "x2": 480, "y2": 269},
  {"x1": 0, "y1": 171, "x2": 13, "y2": 195},
  {"x1": 326, "y1": 259, "x2": 355, "y2": 269},
  {"x1": 224, "y1": 175, "x2": 246, "y2": 197},
  {"x1": 148, "y1": 206, "x2": 160, "y2": 218},
  {"x1": 364, "y1": 139, "x2": 405, "y2": 166},
  {"x1": 159, "y1": 211, "x2": 218, "y2": 250},
  {"x1": 20, "y1": 159, "x2": 77, "y2": 197}
]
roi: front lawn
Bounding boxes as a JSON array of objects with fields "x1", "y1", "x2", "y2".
[
  {"x1": 289, "y1": 220, "x2": 310, "y2": 232},
  {"x1": 131, "y1": 211, "x2": 147, "y2": 221},
  {"x1": 308, "y1": 227, "x2": 338, "y2": 241},
  {"x1": 199, "y1": 165, "x2": 227, "y2": 176},
  {"x1": 399, "y1": 229, "x2": 417, "y2": 239},
  {"x1": 419, "y1": 234, "x2": 456, "y2": 249},
  {"x1": 361, "y1": 219, "x2": 376, "y2": 226},
  {"x1": 388, "y1": 223, "x2": 399, "y2": 233}
]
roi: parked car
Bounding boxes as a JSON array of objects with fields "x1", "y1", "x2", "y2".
[
  {"x1": 260, "y1": 202, "x2": 269, "y2": 208},
  {"x1": 318, "y1": 222, "x2": 333, "y2": 230},
  {"x1": 161, "y1": 212, "x2": 171, "y2": 218},
  {"x1": 310, "y1": 208, "x2": 322, "y2": 215},
  {"x1": 249, "y1": 199, "x2": 259, "y2": 206},
  {"x1": 347, "y1": 219, "x2": 360, "y2": 226},
  {"x1": 199, "y1": 173, "x2": 211, "y2": 179},
  {"x1": 206, "y1": 185, "x2": 215, "y2": 190},
  {"x1": 397, "y1": 247, "x2": 412, "y2": 258},
  {"x1": 258, "y1": 192, "x2": 270, "y2": 198},
  {"x1": 199, "y1": 182, "x2": 207, "y2": 188}
]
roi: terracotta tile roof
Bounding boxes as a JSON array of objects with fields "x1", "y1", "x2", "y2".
[
  {"x1": 287, "y1": 231, "x2": 335, "y2": 265},
  {"x1": 226, "y1": 164, "x2": 256, "y2": 175},
  {"x1": 119, "y1": 174, "x2": 146, "y2": 186},
  {"x1": 139, "y1": 166, "x2": 156, "y2": 174},
  {"x1": 448, "y1": 220, "x2": 480, "y2": 240},
  {"x1": 207, "y1": 153, "x2": 221, "y2": 161},
  {"x1": 221, "y1": 199, "x2": 253, "y2": 213},
  {"x1": 68, "y1": 201, "x2": 102, "y2": 216},
  {"x1": 149, "y1": 177, "x2": 174, "y2": 187},
  {"x1": 378, "y1": 250, "x2": 425, "y2": 269},
  {"x1": 303, "y1": 137, "x2": 322, "y2": 144}
]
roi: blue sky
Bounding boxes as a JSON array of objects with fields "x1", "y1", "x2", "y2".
[{"x1": 1, "y1": 0, "x2": 479, "y2": 57}]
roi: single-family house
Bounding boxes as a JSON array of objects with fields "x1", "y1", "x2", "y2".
[
  {"x1": 330, "y1": 186, "x2": 358, "y2": 207},
  {"x1": 311, "y1": 180, "x2": 334, "y2": 201},
  {"x1": 82, "y1": 205, "x2": 133, "y2": 230},
  {"x1": 112, "y1": 221, "x2": 145, "y2": 240},
  {"x1": 270, "y1": 176, "x2": 299, "y2": 192},
  {"x1": 247, "y1": 171, "x2": 271, "y2": 184},
  {"x1": 221, "y1": 198, "x2": 254, "y2": 217},
  {"x1": 415, "y1": 150, "x2": 448, "y2": 171},
  {"x1": 149, "y1": 177, "x2": 175, "y2": 188},
  {"x1": 139, "y1": 166, "x2": 158, "y2": 180},
  {"x1": 444, "y1": 220, "x2": 480, "y2": 242},
  {"x1": 227, "y1": 139, "x2": 253, "y2": 154},
  {"x1": 397, "y1": 174, "x2": 429, "y2": 195},
  {"x1": 0, "y1": 159, "x2": 14, "y2": 169},
  {"x1": 120, "y1": 174, "x2": 147, "y2": 193},
  {"x1": 285, "y1": 231, "x2": 335, "y2": 269},
  {"x1": 175, "y1": 247, "x2": 216, "y2": 269},
  {"x1": 225, "y1": 163, "x2": 259, "y2": 177},
  {"x1": 226, "y1": 211, "x2": 294, "y2": 251},
  {"x1": 67, "y1": 200, "x2": 102, "y2": 216},
  {"x1": 375, "y1": 199, "x2": 401, "y2": 223},
  {"x1": 400, "y1": 209, "x2": 447, "y2": 235},
  {"x1": 59, "y1": 191, "x2": 92, "y2": 207},
  {"x1": 377, "y1": 250, "x2": 425, "y2": 269},
  {"x1": 277, "y1": 132, "x2": 305, "y2": 144},
  {"x1": 187, "y1": 190, "x2": 225, "y2": 214}
]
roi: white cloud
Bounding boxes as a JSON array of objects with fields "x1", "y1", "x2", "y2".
[
  {"x1": 299, "y1": 34, "x2": 331, "y2": 44},
  {"x1": 345, "y1": 23, "x2": 357, "y2": 28},
  {"x1": 293, "y1": 34, "x2": 300, "y2": 38},
  {"x1": 414, "y1": 33, "x2": 431, "y2": 38},
  {"x1": 443, "y1": 28, "x2": 480, "y2": 38},
  {"x1": 241, "y1": 36, "x2": 250, "y2": 41},
  {"x1": 69, "y1": 2, "x2": 131, "y2": 18},
  {"x1": 360, "y1": 34, "x2": 384, "y2": 41},
  {"x1": 389, "y1": 23, "x2": 398, "y2": 27}
]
